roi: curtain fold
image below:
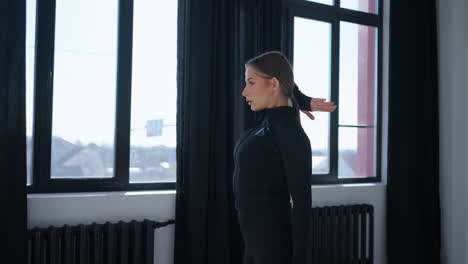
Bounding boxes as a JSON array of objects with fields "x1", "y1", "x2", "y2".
[
  {"x1": 236, "y1": 0, "x2": 285, "y2": 132},
  {"x1": 0, "y1": 0, "x2": 27, "y2": 263},
  {"x1": 174, "y1": 0, "x2": 286, "y2": 263},
  {"x1": 386, "y1": 0, "x2": 441, "y2": 263},
  {"x1": 174, "y1": 0, "x2": 241, "y2": 263}
]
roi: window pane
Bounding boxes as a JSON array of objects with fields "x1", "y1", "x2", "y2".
[
  {"x1": 26, "y1": 0, "x2": 37, "y2": 185},
  {"x1": 341, "y1": 0, "x2": 378, "y2": 14},
  {"x1": 339, "y1": 22, "x2": 377, "y2": 126},
  {"x1": 129, "y1": 0, "x2": 178, "y2": 183},
  {"x1": 294, "y1": 17, "x2": 331, "y2": 175},
  {"x1": 305, "y1": 0, "x2": 333, "y2": 5},
  {"x1": 338, "y1": 127, "x2": 376, "y2": 178},
  {"x1": 51, "y1": 0, "x2": 118, "y2": 179}
]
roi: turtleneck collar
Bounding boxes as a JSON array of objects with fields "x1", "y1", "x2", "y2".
[{"x1": 254, "y1": 106, "x2": 296, "y2": 125}]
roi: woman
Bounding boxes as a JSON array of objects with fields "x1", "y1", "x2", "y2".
[{"x1": 232, "y1": 51, "x2": 335, "y2": 264}]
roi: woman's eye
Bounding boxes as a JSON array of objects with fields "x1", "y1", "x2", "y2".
[{"x1": 249, "y1": 82, "x2": 254, "y2": 85}]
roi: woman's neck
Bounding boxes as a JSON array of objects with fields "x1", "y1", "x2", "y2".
[{"x1": 266, "y1": 96, "x2": 289, "y2": 108}]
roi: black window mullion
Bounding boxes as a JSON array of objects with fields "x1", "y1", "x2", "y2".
[
  {"x1": 31, "y1": 0, "x2": 56, "y2": 192},
  {"x1": 28, "y1": 180, "x2": 176, "y2": 193},
  {"x1": 312, "y1": 175, "x2": 338, "y2": 185},
  {"x1": 286, "y1": 0, "x2": 381, "y2": 27},
  {"x1": 330, "y1": 19, "x2": 340, "y2": 183},
  {"x1": 374, "y1": 1, "x2": 383, "y2": 183},
  {"x1": 113, "y1": 0, "x2": 134, "y2": 188},
  {"x1": 378, "y1": 0, "x2": 383, "y2": 16},
  {"x1": 337, "y1": 177, "x2": 380, "y2": 184},
  {"x1": 335, "y1": 7, "x2": 380, "y2": 26},
  {"x1": 289, "y1": 4, "x2": 336, "y2": 24}
]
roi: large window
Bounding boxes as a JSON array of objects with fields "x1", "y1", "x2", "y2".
[
  {"x1": 27, "y1": 0, "x2": 178, "y2": 193},
  {"x1": 286, "y1": 0, "x2": 383, "y2": 184}
]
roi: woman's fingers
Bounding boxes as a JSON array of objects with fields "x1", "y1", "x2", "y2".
[
  {"x1": 311, "y1": 97, "x2": 337, "y2": 112},
  {"x1": 312, "y1": 98, "x2": 327, "y2": 102},
  {"x1": 300, "y1": 110, "x2": 315, "y2": 120}
]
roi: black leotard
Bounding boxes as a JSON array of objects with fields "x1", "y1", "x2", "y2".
[{"x1": 233, "y1": 85, "x2": 312, "y2": 264}]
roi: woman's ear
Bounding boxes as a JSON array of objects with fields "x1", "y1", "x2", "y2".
[{"x1": 271, "y1": 77, "x2": 280, "y2": 91}]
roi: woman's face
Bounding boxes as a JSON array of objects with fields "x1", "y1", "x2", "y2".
[{"x1": 242, "y1": 66, "x2": 277, "y2": 111}]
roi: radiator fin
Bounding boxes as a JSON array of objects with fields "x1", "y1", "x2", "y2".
[
  {"x1": 28, "y1": 219, "x2": 174, "y2": 264},
  {"x1": 310, "y1": 204, "x2": 374, "y2": 264}
]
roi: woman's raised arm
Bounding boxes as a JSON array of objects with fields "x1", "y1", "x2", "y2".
[{"x1": 293, "y1": 83, "x2": 338, "y2": 120}]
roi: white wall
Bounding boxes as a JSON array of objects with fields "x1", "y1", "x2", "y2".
[
  {"x1": 312, "y1": 184, "x2": 387, "y2": 264},
  {"x1": 28, "y1": 191, "x2": 177, "y2": 264},
  {"x1": 28, "y1": 184, "x2": 387, "y2": 264},
  {"x1": 437, "y1": 0, "x2": 468, "y2": 263}
]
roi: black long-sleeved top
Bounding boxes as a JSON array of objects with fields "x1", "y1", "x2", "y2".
[
  {"x1": 292, "y1": 83, "x2": 313, "y2": 112},
  {"x1": 233, "y1": 84, "x2": 312, "y2": 264}
]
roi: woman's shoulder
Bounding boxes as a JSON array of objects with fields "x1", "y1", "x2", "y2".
[
  {"x1": 267, "y1": 109, "x2": 307, "y2": 140},
  {"x1": 264, "y1": 106, "x2": 297, "y2": 122},
  {"x1": 270, "y1": 117, "x2": 311, "y2": 153},
  {"x1": 264, "y1": 107, "x2": 299, "y2": 126}
]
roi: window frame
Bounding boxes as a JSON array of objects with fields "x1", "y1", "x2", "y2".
[
  {"x1": 27, "y1": 0, "x2": 383, "y2": 193},
  {"x1": 28, "y1": 0, "x2": 177, "y2": 193},
  {"x1": 282, "y1": 0, "x2": 384, "y2": 185}
]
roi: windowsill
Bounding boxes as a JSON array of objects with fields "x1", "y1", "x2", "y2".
[
  {"x1": 312, "y1": 182, "x2": 387, "y2": 189},
  {"x1": 27, "y1": 182, "x2": 385, "y2": 199},
  {"x1": 27, "y1": 189, "x2": 177, "y2": 199}
]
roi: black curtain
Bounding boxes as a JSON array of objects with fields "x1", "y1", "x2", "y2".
[
  {"x1": 0, "y1": 0, "x2": 27, "y2": 264},
  {"x1": 387, "y1": 0, "x2": 441, "y2": 263},
  {"x1": 173, "y1": 0, "x2": 285, "y2": 263},
  {"x1": 236, "y1": 0, "x2": 285, "y2": 133}
]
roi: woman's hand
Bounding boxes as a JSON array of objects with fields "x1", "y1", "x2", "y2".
[{"x1": 300, "y1": 98, "x2": 337, "y2": 120}]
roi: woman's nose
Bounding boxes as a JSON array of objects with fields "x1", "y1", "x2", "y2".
[{"x1": 242, "y1": 86, "x2": 247, "y2": 97}]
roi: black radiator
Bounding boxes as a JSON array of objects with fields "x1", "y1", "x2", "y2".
[
  {"x1": 311, "y1": 204, "x2": 374, "y2": 264},
  {"x1": 27, "y1": 219, "x2": 174, "y2": 264}
]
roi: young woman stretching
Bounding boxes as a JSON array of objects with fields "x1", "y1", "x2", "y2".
[{"x1": 233, "y1": 51, "x2": 336, "y2": 264}]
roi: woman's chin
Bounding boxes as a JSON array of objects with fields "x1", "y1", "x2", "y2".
[{"x1": 250, "y1": 105, "x2": 264, "y2": 111}]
